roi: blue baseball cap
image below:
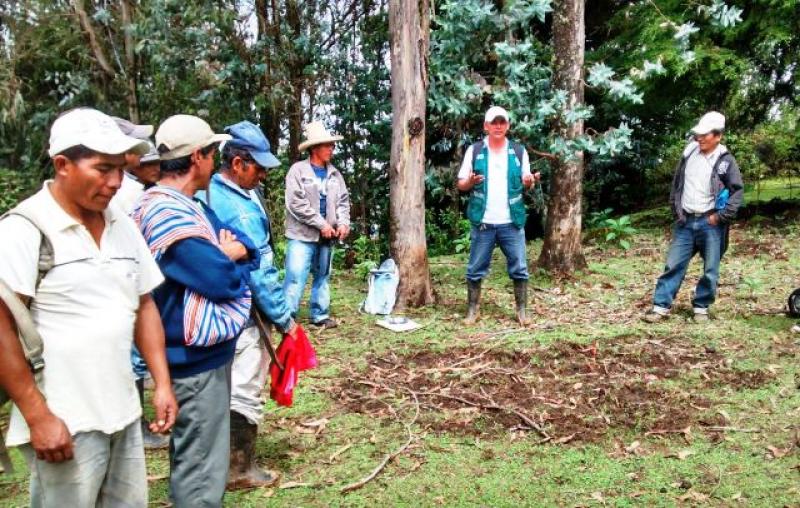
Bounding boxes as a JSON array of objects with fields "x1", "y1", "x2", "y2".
[{"x1": 224, "y1": 121, "x2": 280, "y2": 169}]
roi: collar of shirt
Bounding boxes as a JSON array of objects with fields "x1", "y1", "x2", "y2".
[
  {"x1": 211, "y1": 172, "x2": 253, "y2": 199},
  {"x1": 40, "y1": 180, "x2": 117, "y2": 232}
]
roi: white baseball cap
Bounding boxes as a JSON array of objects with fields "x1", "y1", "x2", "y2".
[
  {"x1": 155, "y1": 114, "x2": 232, "y2": 160},
  {"x1": 484, "y1": 106, "x2": 510, "y2": 123},
  {"x1": 691, "y1": 111, "x2": 725, "y2": 135},
  {"x1": 48, "y1": 108, "x2": 151, "y2": 157}
]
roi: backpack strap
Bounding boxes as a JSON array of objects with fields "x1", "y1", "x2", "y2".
[
  {"x1": 0, "y1": 208, "x2": 52, "y2": 475},
  {"x1": 470, "y1": 140, "x2": 484, "y2": 169},
  {"x1": 511, "y1": 141, "x2": 525, "y2": 168}
]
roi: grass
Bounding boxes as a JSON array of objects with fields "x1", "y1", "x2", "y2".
[{"x1": 2, "y1": 178, "x2": 800, "y2": 507}]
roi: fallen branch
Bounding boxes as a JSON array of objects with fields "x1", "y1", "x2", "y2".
[
  {"x1": 416, "y1": 390, "x2": 550, "y2": 441},
  {"x1": 340, "y1": 391, "x2": 420, "y2": 494},
  {"x1": 705, "y1": 426, "x2": 761, "y2": 433}
]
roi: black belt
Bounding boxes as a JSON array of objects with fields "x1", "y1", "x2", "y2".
[{"x1": 683, "y1": 209, "x2": 714, "y2": 218}]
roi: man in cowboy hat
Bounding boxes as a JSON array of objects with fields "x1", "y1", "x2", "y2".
[
  {"x1": 643, "y1": 111, "x2": 744, "y2": 323},
  {"x1": 284, "y1": 121, "x2": 351, "y2": 329}
]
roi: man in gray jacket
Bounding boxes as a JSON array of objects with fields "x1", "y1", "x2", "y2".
[
  {"x1": 284, "y1": 121, "x2": 351, "y2": 329},
  {"x1": 644, "y1": 111, "x2": 744, "y2": 323}
]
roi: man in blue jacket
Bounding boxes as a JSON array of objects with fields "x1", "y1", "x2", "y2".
[
  {"x1": 643, "y1": 111, "x2": 744, "y2": 323},
  {"x1": 199, "y1": 121, "x2": 298, "y2": 489},
  {"x1": 132, "y1": 114, "x2": 258, "y2": 508}
]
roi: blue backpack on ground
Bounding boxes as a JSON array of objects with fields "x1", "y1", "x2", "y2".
[{"x1": 361, "y1": 258, "x2": 399, "y2": 315}]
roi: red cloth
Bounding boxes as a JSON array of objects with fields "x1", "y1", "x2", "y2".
[{"x1": 269, "y1": 324, "x2": 318, "y2": 407}]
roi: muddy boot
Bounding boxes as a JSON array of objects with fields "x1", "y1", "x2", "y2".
[
  {"x1": 464, "y1": 279, "x2": 482, "y2": 325},
  {"x1": 135, "y1": 378, "x2": 169, "y2": 450},
  {"x1": 514, "y1": 280, "x2": 529, "y2": 326},
  {"x1": 227, "y1": 411, "x2": 279, "y2": 490}
]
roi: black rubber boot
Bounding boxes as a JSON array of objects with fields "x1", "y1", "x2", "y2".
[
  {"x1": 135, "y1": 378, "x2": 170, "y2": 450},
  {"x1": 464, "y1": 279, "x2": 482, "y2": 325},
  {"x1": 514, "y1": 280, "x2": 529, "y2": 326},
  {"x1": 227, "y1": 411, "x2": 279, "y2": 490}
]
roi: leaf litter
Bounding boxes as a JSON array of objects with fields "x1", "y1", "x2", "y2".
[{"x1": 333, "y1": 334, "x2": 778, "y2": 443}]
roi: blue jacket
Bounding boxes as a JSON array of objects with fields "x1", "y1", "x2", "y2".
[
  {"x1": 198, "y1": 174, "x2": 294, "y2": 332},
  {"x1": 152, "y1": 200, "x2": 258, "y2": 378}
]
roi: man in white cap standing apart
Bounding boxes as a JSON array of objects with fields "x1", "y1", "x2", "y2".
[
  {"x1": 457, "y1": 106, "x2": 539, "y2": 326},
  {"x1": 644, "y1": 111, "x2": 744, "y2": 323},
  {"x1": 0, "y1": 107, "x2": 177, "y2": 506},
  {"x1": 284, "y1": 121, "x2": 351, "y2": 329}
]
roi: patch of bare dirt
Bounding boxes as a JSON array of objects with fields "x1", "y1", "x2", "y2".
[{"x1": 334, "y1": 335, "x2": 777, "y2": 443}]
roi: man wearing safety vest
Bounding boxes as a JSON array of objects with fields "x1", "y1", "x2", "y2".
[{"x1": 456, "y1": 106, "x2": 540, "y2": 326}]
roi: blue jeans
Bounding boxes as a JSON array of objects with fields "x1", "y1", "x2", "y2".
[
  {"x1": 653, "y1": 215, "x2": 723, "y2": 312},
  {"x1": 283, "y1": 239, "x2": 333, "y2": 323},
  {"x1": 466, "y1": 223, "x2": 529, "y2": 282}
]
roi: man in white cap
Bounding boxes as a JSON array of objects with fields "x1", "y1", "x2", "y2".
[
  {"x1": 0, "y1": 107, "x2": 177, "y2": 506},
  {"x1": 131, "y1": 114, "x2": 259, "y2": 507},
  {"x1": 644, "y1": 111, "x2": 744, "y2": 323},
  {"x1": 284, "y1": 121, "x2": 351, "y2": 329},
  {"x1": 457, "y1": 106, "x2": 539, "y2": 326}
]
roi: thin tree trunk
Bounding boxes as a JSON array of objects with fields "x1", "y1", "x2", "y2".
[
  {"x1": 388, "y1": 0, "x2": 434, "y2": 307},
  {"x1": 256, "y1": 0, "x2": 281, "y2": 150},
  {"x1": 286, "y1": 0, "x2": 303, "y2": 162},
  {"x1": 72, "y1": 0, "x2": 117, "y2": 78},
  {"x1": 537, "y1": 0, "x2": 587, "y2": 273},
  {"x1": 119, "y1": 0, "x2": 139, "y2": 123}
]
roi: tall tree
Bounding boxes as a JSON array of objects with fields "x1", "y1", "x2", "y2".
[
  {"x1": 537, "y1": 0, "x2": 587, "y2": 272},
  {"x1": 388, "y1": 0, "x2": 434, "y2": 307}
]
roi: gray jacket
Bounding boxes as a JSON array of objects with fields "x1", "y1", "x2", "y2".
[
  {"x1": 284, "y1": 159, "x2": 351, "y2": 242},
  {"x1": 669, "y1": 141, "x2": 744, "y2": 254}
]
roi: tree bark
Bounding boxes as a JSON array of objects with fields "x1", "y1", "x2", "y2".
[
  {"x1": 256, "y1": 0, "x2": 281, "y2": 150},
  {"x1": 286, "y1": 0, "x2": 303, "y2": 162},
  {"x1": 537, "y1": 0, "x2": 587, "y2": 273},
  {"x1": 72, "y1": 0, "x2": 117, "y2": 78},
  {"x1": 388, "y1": 0, "x2": 434, "y2": 307},
  {"x1": 119, "y1": 0, "x2": 139, "y2": 123}
]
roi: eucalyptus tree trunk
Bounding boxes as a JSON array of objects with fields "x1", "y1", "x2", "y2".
[
  {"x1": 537, "y1": 0, "x2": 587, "y2": 273},
  {"x1": 388, "y1": 0, "x2": 434, "y2": 307}
]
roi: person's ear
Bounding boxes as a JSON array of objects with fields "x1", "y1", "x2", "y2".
[{"x1": 52, "y1": 155, "x2": 71, "y2": 178}]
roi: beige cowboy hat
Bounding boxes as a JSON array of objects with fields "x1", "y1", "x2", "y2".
[{"x1": 298, "y1": 121, "x2": 343, "y2": 152}]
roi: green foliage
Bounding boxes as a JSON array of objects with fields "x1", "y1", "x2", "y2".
[{"x1": 587, "y1": 212, "x2": 637, "y2": 251}]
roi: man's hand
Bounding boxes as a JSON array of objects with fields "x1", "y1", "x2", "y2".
[
  {"x1": 28, "y1": 410, "x2": 73, "y2": 463},
  {"x1": 320, "y1": 223, "x2": 335, "y2": 239},
  {"x1": 219, "y1": 229, "x2": 247, "y2": 261},
  {"x1": 522, "y1": 172, "x2": 542, "y2": 188},
  {"x1": 336, "y1": 224, "x2": 351, "y2": 241},
  {"x1": 708, "y1": 212, "x2": 721, "y2": 226},
  {"x1": 149, "y1": 384, "x2": 178, "y2": 434},
  {"x1": 456, "y1": 172, "x2": 485, "y2": 192}
]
